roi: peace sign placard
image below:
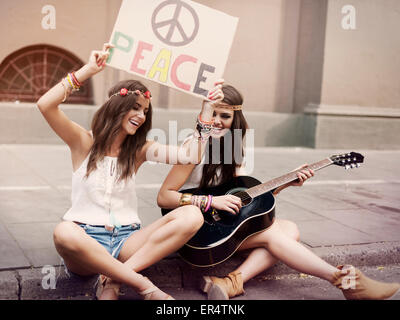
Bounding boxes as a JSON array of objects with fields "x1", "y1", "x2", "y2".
[{"x1": 107, "y1": 0, "x2": 238, "y2": 99}]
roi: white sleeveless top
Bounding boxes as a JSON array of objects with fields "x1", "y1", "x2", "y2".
[{"x1": 63, "y1": 154, "x2": 140, "y2": 226}]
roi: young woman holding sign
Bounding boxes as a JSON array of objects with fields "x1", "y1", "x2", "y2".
[
  {"x1": 157, "y1": 84, "x2": 400, "y2": 300},
  {"x1": 37, "y1": 43, "x2": 225, "y2": 300}
]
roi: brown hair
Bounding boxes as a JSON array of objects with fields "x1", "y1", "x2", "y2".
[
  {"x1": 86, "y1": 80, "x2": 153, "y2": 181},
  {"x1": 199, "y1": 85, "x2": 249, "y2": 189}
]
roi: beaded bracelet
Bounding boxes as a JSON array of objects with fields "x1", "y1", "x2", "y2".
[
  {"x1": 204, "y1": 195, "x2": 212, "y2": 212},
  {"x1": 193, "y1": 130, "x2": 209, "y2": 142},
  {"x1": 60, "y1": 72, "x2": 82, "y2": 102},
  {"x1": 195, "y1": 116, "x2": 213, "y2": 141},
  {"x1": 200, "y1": 196, "x2": 208, "y2": 212},
  {"x1": 60, "y1": 78, "x2": 73, "y2": 102},
  {"x1": 196, "y1": 116, "x2": 213, "y2": 132},
  {"x1": 191, "y1": 195, "x2": 213, "y2": 213},
  {"x1": 60, "y1": 80, "x2": 70, "y2": 103},
  {"x1": 70, "y1": 72, "x2": 82, "y2": 88},
  {"x1": 67, "y1": 73, "x2": 81, "y2": 91},
  {"x1": 192, "y1": 195, "x2": 206, "y2": 212},
  {"x1": 191, "y1": 195, "x2": 200, "y2": 208}
]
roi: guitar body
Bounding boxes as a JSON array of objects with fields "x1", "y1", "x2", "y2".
[
  {"x1": 160, "y1": 151, "x2": 364, "y2": 267},
  {"x1": 161, "y1": 176, "x2": 276, "y2": 267}
]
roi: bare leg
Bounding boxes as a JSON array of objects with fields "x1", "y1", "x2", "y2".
[
  {"x1": 239, "y1": 220, "x2": 338, "y2": 282},
  {"x1": 119, "y1": 205, "x2": 203, "y2": 271},
  {"x1": 98, "y1": 205, "x2": 203, "y2": 299},
  {"x1": 236, "y1": 219, "x2": 300, "y2": 283},
  {"x1": 53, "y1": 221, "x2": 166, "y2": 296}
]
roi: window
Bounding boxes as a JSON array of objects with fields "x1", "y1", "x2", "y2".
[{"x1": 0, "y1": 44, "x2": 93, "y2": 104}]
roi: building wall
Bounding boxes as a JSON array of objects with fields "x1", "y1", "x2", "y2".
[
  {"x1": 1, "y1": 0, "x2": 399, "y2": 148},
  {"x1": 0, "y1": 0, "x2": 304, "y2": 112},
  {"x1": 321, "y1": 0, "x2": 400, "y2": 109},
  {"x1": 293, "y1": 0, "x2": 328, "y2": 113},
  {"x1": 166, "y1": 0, "x2": 302, "y2": 112},
  {"x1": 0, "y1": 0, "x2": 112, "y2": 105}
]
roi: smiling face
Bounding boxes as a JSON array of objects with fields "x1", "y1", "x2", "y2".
[
  {"x1": 121, "y1": 95, "x2": 150, "y2": 135},
  {"x1": 210, "y1": 105, "x2": 235, "y2": 138}
]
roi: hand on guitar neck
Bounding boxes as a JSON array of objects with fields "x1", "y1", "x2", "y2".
[{"x1": 273, "y1": 164, "x2": 314, "y2": 195}]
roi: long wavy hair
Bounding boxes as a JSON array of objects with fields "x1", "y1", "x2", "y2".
[
  {"x1": 85, "y1": 80, "x2": 153, "y2": 181},
  {"x1": 199, "y1": 85, "x2": 249, "y2": 189}
]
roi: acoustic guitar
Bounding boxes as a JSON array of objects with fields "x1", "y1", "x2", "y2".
[{"x1": 161, "y1": 152, "x2": 364, "y2": 267}]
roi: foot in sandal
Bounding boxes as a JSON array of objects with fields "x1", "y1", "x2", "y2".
[
  {"x1": 95, "y1": 274, "x2": 121, "y2": 300},
  {"x1": 139, "y1": 277, "x2": 174, "y2": 300}
]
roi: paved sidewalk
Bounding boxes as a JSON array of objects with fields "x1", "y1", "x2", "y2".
[{"x1": 0, "y1": 144, "x2": 399, "y2": 299}]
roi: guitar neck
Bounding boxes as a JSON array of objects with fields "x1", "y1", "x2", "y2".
[{"x1": 246, "y1": 158, "x2": 333, "y2": 198}]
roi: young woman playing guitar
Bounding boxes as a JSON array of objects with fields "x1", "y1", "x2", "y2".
[{"x1": 157, "y1": 84, "x2": 400, "y2": 300}]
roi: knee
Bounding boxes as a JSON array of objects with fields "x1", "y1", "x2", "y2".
[
  {"x1": 177, "y1": 205, "x2": 204, "y2": 235},
  {"x1": 53, "y1": 221, "x2": 81, "y2": 253},
  {"x1": 285, "y1": 221, "x2": 300, "y2": 242}
]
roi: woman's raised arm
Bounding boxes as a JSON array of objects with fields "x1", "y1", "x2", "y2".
[
  {"x1": 36, "y1": 43, "x2": 113, "y2": 154},
  {"x1": 142, "y1": 80, "x2": 224, "y2": 165}
]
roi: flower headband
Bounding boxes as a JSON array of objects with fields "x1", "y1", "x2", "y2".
[{"x1": 111, "y1": 88, "x2": 152, "y2": 99}]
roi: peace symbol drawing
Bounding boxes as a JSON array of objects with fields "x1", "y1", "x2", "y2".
[{"x1": 151, "y1": 0, "x2": 200, "y2": 47}]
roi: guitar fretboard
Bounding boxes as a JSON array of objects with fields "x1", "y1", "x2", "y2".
[{"x1": 246, "y1": 158, "x2": 333, "y2": 198}]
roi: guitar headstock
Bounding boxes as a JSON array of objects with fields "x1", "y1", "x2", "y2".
[{"x1": 330, "y1": 152, "x2": 364, "y2": 170}]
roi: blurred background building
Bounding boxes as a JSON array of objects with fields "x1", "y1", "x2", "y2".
[{"x1": 0, "y1": 0, "x2": 399, "y2": 148}]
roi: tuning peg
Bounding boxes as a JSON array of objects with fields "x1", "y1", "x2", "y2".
[
  {"x1": 351, "y1": 163, "x2": 357, "y2": 169},
  {"x1": 356, "y1": 163, "x2": 361, "y2": 168},
  {"x1": 345, "y1": 164, "x2": 351, "y2": 170}
]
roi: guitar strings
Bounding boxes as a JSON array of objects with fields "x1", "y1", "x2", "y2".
[{"x1": 231, "y1": 161, "x2": 333, "y2": 204}]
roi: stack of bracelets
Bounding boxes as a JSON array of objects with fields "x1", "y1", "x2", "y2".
[
  {"x1": 194, "y1": 113, "x2": 213, "y2": 141},
  {"x1": 60, "y1": 72, "x2": 82, "y2": 102},
  {"x1": 179, "y1": 193, "x2": 213, "y2": 213}
]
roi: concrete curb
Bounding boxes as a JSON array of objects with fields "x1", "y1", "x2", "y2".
[{"x1": 1, "y1": 241, "x2": 399, "y2": 300}]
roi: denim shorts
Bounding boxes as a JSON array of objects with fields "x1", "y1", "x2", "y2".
[{"x1": 78, "y1": 223, "x2": 141, "y2": 259}]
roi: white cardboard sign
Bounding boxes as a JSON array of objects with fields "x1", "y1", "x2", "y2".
[{"x1": 107, "y1": 0, "x2": 238, "y2": 98}]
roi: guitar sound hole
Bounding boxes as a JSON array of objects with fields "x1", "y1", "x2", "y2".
[
  {"x1": 230, "y1": 191, "x2": 252, "y2": 206},
  {"x1": 242, "y1": 197, "x2": 252, "y2": 206}
]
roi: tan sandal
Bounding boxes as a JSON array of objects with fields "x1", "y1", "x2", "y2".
[
  {"x1": 139, "y1": 277, "x2": 175, "y2": 300},
  {"x1": 95, "y1": 274, "x2": 121, "y2": 300}
]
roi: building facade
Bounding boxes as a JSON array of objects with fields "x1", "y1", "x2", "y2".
[{"x1": 0, "y1": 0, "x2": 399, "y2": 148}]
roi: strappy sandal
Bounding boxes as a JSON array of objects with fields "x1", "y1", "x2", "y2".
[
  {"x1": 95, "y1": 274, "x2": 121, "y2": 300},
  {"x1": 139, "y1": 277, "x2": 175, "y2": 300}
]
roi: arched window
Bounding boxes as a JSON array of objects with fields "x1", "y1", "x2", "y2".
[{"x1": 0, "y1": 44, "x2": 93, "y2": 104}]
